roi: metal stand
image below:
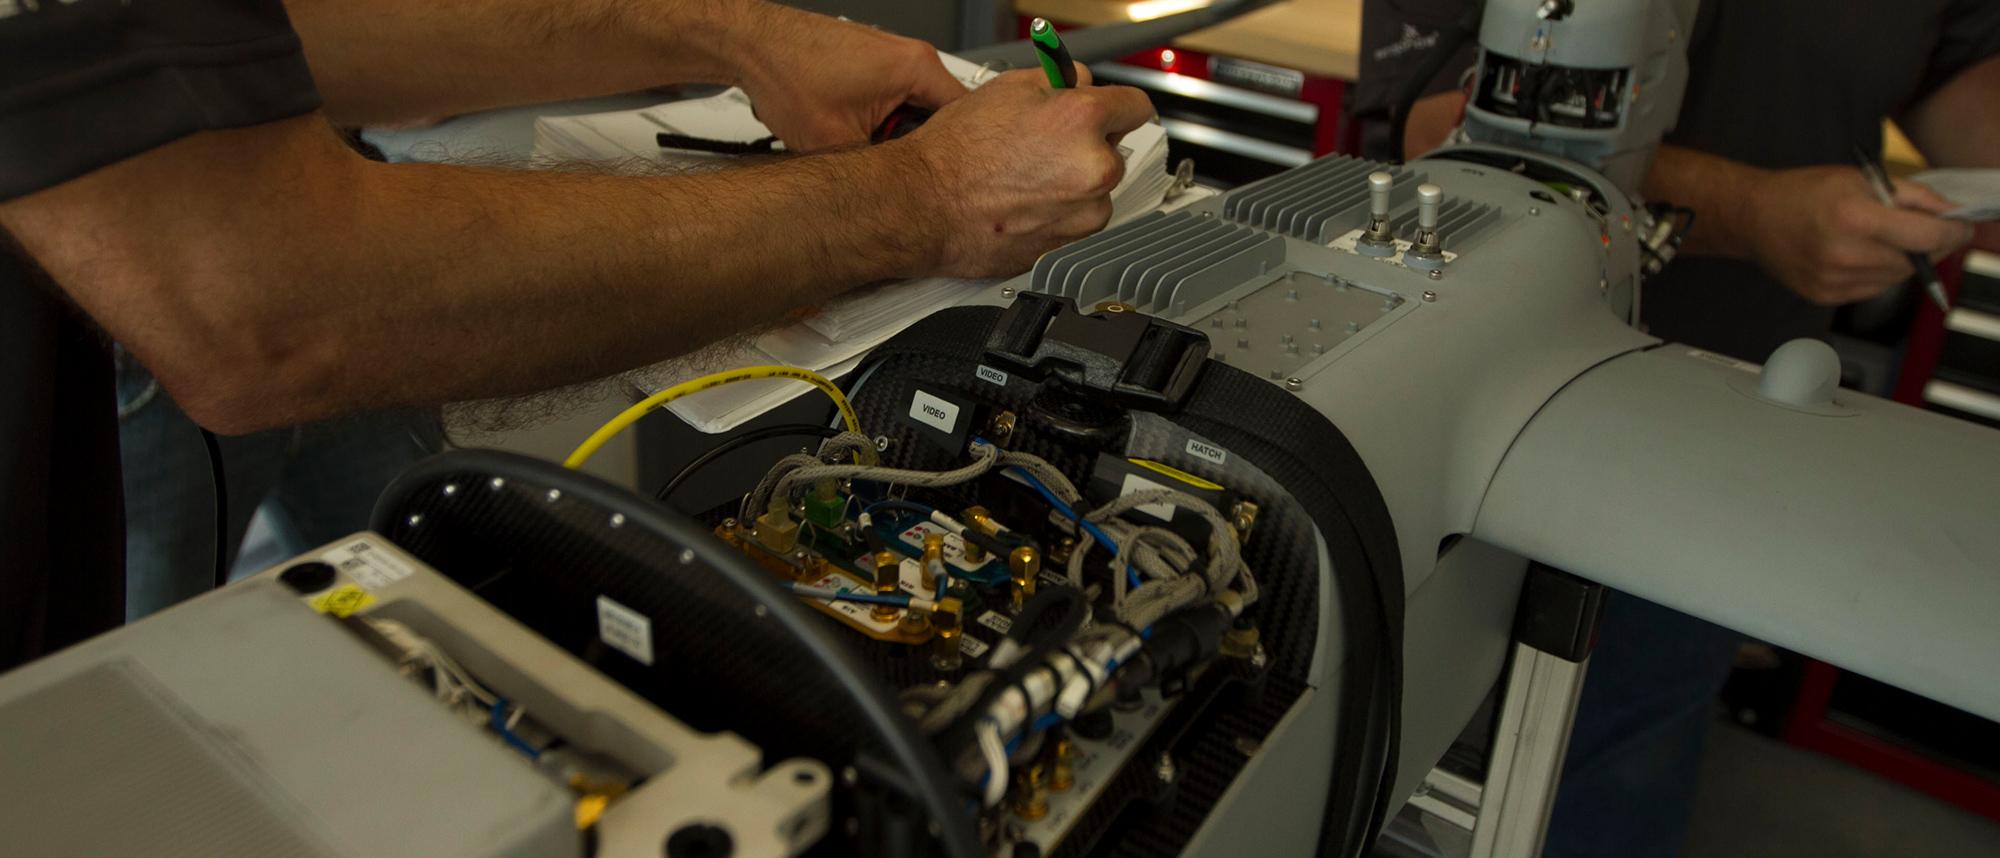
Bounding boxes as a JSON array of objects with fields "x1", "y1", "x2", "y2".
[{"x1": 1383, "y1": 565, "x2": 1604, "y2": 858}]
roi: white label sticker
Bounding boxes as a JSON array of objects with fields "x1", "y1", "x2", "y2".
[
  {"x1": 1120, "y1": 474, "x2": 1178, "y2": 522},
  {"x1": 596, "y1": 596, "x2": 655, "y2": 666},
  {"x1": 959, "y1": 635, "x2": 991, "y2": 658},
  {"x1": 908, "y1": 389, "x2": 961, "y2": 433},
  {"x1": 319, "y1": 538, "x2": 415, "y2": 591},
  {"x1": 1185, "y1": 438, "x2": 1229, "y2": 467},
  {"x1": 977, "y1": 610, "x2": 1013, "y2": 635},
  {"x1": 811, "y1": 561, "x2": 931, "y2": 630},
  {"x1": 975, "y1": 364, "x2": 1011, "y2": 387}
]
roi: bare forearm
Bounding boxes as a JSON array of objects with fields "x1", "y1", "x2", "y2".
[
  {"x1": 286, "y1": 0, "x2": 772, "y2": 125},
  {"x1": 1641, "y1": 145, "x2": 1768, "y2": 260},
  {"x1": 3, "y1": 117, "x2": 937, "y2": 432},
  {"x1": 1900, "y1": 56, "x2": 2000, "y2": 169}
]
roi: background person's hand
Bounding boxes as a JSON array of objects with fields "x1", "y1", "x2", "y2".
[
  {"x1": 735, "y1": 7, "x2": 968, "y2": 152},
  {"x1": 1748, "y1": 166, "x2": 1975, "y2": 306},
  {"x1": 889, "y1": 67, "x2": 1155, "y2": 278}
]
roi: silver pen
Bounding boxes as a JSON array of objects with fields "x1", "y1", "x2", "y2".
[{"x1": 1853, "y1": 144, "x2": 1951, "y2": 312}]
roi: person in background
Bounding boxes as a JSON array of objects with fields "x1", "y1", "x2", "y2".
[
  {"x1": 0, "y1": 0, "x2": 1155, "y2": 668},
  {"x1": 1356, "y1": 1, "x2": 2000, "y2": 855}
]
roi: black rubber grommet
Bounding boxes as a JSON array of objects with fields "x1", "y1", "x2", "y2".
[{"x1": 278, "y1": 561, "x2": 336, "y2": 594}]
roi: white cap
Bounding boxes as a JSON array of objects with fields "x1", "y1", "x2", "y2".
[
  {"x1": 1368, "y1": 172, "x2": 1394, "y2": 216},
  {"x1": 1417, "y1": 183, "x2": 1442, "y2": 229}
]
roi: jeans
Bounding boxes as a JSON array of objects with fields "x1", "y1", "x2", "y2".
[
  {"x1": 1542, "y1": 593, "x2": 1745, "y2": 858},
  {"x1": 114, "y1": 349, "x2": 442, "y2": 620}
]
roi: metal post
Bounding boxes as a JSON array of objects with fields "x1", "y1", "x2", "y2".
[{"x1": 1467, "y1": 644, "x2": 1589, "y2": 857}]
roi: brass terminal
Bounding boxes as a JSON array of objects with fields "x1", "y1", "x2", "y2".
[
  {"x1": 1229, "y1": 500, "x2": 1261, "y2": 544},
  {"x1": 1012, "y1": 763, "x2": 1050, "y2": 820},
  {"x1": 871, "y1": 550, "x2": 902, "y2": 623},
  {"x1": 921, "y1": 533, "x2": 945, "y2": 594},
  {"x1": 931, "y1": 597, "x2": 964, "y2": 671},
  {"x1": 1049, "y1": 737, "x2": 1076, "y2": 792},
  {"x1": 1009, "y1": 546, "x2": 1041, "y2": 612}
]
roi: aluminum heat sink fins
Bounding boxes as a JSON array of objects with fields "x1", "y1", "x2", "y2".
[
  {"x1": 1222, "y1": 155, "x2": 1414, "y2": 242},
  {"x1": 1028, "y1": 211, "x2": 1284, "y2": 315}
]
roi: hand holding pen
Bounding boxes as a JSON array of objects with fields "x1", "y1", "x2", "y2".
[{"x1": 1853, "y1": 145, "x2": 1954, "y2": 312}]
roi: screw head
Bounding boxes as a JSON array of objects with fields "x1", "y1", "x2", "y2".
[
  {"x1": 1428, "y1": 268, "x2": 1444, "y2": 281},
  {"x1": 1000, "y1": 287, "x2": 1016, "y2": 298},
  {"x1": 1528, "y1": 206, "x2": 1541, "y2": 216},
  {"x1": 1422, "y1": 290, "x2": 1438, "y2": 302},
  {"x1": 1284, "y1": 377, "x2": 1303, "y2": 391}
]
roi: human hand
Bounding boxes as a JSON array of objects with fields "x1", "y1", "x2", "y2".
[
  {"x1": 1748, "y1": 166, "x2": 1975, "y2": 306},
  {"x1": 886, "y1": 68, "x2": 1155, "y2": 278},
  {"x1": 734, "y1": 5, "x2": 968, "y2": 152}
]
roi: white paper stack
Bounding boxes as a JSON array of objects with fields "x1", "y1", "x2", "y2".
[
  {"x1": 531, "y1": 53, "x2": 1172, "y2": 433},
  {"x1": 1911, "y1": 169, "x2": 2000, "y2": 223}
]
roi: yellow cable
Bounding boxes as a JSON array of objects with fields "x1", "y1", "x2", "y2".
[{"x1": 564, "y1": 365, "x2": 862, "y2": 470}]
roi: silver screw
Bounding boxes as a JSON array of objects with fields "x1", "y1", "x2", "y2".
[
  {"x1": 609, "y1": 513, "x2": 626, "y2": 529},
  {"x1": 407, "y1": 514, "x2": 423, "y2": 527},
  {"x1": 489, "y1": 477, "x2": 506, "y2": 490},
  {"x1": 1422, "y1": 290, "x2": 1438, "y2": 302},
  {"x1": 1428, "y1": 269, "x2": 1444, "y2": 281},
  {"x1": 1250, "y1": 643, "x2": 1268, "y2": 669},
  {"x1": 1236, "y1": 338, "x2": 1249, "y2": 349},
  {"x1": 1001, "y1": 287, "x2": 1016, "y2": 299},
  {"x1": 1313, "y1": 343, "x2": 1326, "y2": 355},
  {"x1": 1345, "y1": 322, "x2": 1361, "y2": 334},
  {"x1": 874, "y1": 435, "x2": 892, "y2": 452},
  {"x1": 1284, "y1": 377, "x2": 1303, "y2": 391},
  {"x1": 1156, "y1": 753, "x2": 1177, "y2": 784},
  {"x1": 1211, "y1": 317, "x2": 1223, "y2": 328},
  {"x1": 679, "y1": 548, "x2": 696, "y2": 564},
  {"x1": 546, "y1": 489, "x2": 562, "y2": 503},
  {"x1": 442, "y1": 483, "x2": 459, "y2": 497},
  {"x1": 1528, "y1": 206, "x2": 1541, "y2": 216},
  {"x1": 1308, "y1": 318, "x2": 1322, "y2": 330},
  {"x1": 1286, "y1": 289, "x2": 1299, "y2": 301},
  {"x1": 1234, "y1": 318, "x2": 1248, "y2": 330}
]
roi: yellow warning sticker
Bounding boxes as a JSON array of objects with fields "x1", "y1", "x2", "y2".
[{"x1": 310, "y1": 584, "x2": 376, "y2": 618}]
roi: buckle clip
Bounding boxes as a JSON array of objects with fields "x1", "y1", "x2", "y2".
[{"x1": 983, "y1": 294, "x2": 1210, "y2": 412}]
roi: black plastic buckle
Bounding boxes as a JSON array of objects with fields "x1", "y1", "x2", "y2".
[{"x1": 983, "y1": 293, "x2": 1210, "y2": 412}]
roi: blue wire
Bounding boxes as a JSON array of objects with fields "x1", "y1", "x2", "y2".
[
  {"x1": 1004, "y1": 466, "x2": 1143, "y2": 591},
  {"x1": 489, "y1": 699, "x2": 541, "y2": 759},
  {"x1": 865, "y1": 498, "x2": 937, "y2": 519}
]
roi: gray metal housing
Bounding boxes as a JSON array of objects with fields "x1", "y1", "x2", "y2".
[{"x1": 975, "y1": 137, "x2": 2000, "y2": 852}]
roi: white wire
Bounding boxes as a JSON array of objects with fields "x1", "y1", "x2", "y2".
[{"x1": 977, "y1": 720, "x2": 1010, "y2": 807}]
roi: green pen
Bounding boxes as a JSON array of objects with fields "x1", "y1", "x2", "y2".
[{"x1": 1030, "y1": 18, "x2": 1077, "y2": 89}]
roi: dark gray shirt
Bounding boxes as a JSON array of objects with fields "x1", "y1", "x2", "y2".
[
  {"x1": 1, "y1": 0, "x2": 321, "y2": 668},
  {"x1": 1356, "y1": 0, "x2": 2000, "y2": 360}
]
